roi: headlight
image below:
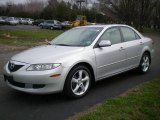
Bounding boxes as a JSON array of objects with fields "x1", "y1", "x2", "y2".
[{"x1": 26, "y1": 63, "x2": 61, "y2": 71}]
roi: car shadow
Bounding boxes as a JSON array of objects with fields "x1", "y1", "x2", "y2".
[{"x1": 93, "y1": 69, "x2": 139, "y2": 89}]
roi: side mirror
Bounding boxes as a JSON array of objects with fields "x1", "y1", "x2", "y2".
[{"x1": 98, "y1": 40, "x2": 112, "y2": 47}]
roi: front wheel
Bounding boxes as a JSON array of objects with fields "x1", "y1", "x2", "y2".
[
  {"x1": 64, "y1": 65, "x2": 92, "y2": 98},
  {"x1": 138, "y1": 53, "x2": 151, "y2": 74},
  {"x1": 50, "y1": 26, "x2": 54, "y2": 30}
]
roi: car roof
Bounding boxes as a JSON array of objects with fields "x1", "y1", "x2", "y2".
[
  {"x1": 78, "y1": 24, "x2": 143, "y2": 38},
  {"x1": 79, "y1": 24, "x2": 131, "y2": 29}
]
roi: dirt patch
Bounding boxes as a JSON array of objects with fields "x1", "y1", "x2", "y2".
[
  {"x1": 0, "y1": 44, "x2": 27, "y2": 53},
  {"x1": 3, "y1": 33, "x2": 18, "y2": 39}
]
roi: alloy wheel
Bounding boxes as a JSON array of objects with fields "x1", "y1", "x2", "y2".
[
  {"x1": 71, "y1": 70, "x2": 90, "y2": 96},
  {"x1": 141, "y1": 54, "x2": 150, "y2": 73}
]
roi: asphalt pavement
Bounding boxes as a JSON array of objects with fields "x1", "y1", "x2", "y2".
[
  {"x1": 0, "y1": 33, "x2": 159, "y2": 120},
  {"x1": 0, "y1": 25, "x2": 39, "y2": 30}
]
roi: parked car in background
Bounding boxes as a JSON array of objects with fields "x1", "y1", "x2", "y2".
[
  {"x1": 3, "y1": 25, "x2": 154, "y2": 98},
  {"x1": 32, "y1": 19, "x2": 45, "y2": 26},
  {"x1": 89, "y1": 22, "x2": 97, "y2": 25},
  {"x1": 39, "y1": 20, "x2": 62, "y2": 29},
  {"x1": 1, "y1": 16, "x2": 8, "y2": 20},
  {"x1": 5, "y1": 17, "x2": 19, "y2": 25},
  {"x1": 61, "y1": 21, "x2": 73, "y2": 28},
  {"x1": 0, "y1": 17, "x2": 6, "y2": 25},
  {"x1": 26, "y1": 18, "x2": 34, "y2": 25},
  {"x1": 19, "y1": 18, "x2": 28, "y2": 24}
]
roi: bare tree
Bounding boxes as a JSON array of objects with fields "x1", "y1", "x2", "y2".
[
  {"x1": 152, "y1": 0, "x2": 160, "y2": 30},
  {"x1": 99, "y1": 0, "x2": 156, "y2": 31},
  {"x1": 25, "y1": 0, "x2": 45, "y2": 13}
]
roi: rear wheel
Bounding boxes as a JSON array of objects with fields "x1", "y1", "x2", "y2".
[
  {"x1": 64, "y1": 65, "x2": 92, "y2": 98},
  {"x1": 138, "y1": 52, "x2": 150, "y2": 74}
]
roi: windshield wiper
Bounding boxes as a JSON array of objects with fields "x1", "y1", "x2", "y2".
[
  {"x1": 53, "y1": 44, "x2": 85, "y2": 47},
  {"x1": 54, "y1": 44, "x2": 72, "y2": 46}
]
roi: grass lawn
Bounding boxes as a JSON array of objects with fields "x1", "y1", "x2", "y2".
[
  {"x1": 69, "y1": 77, "x2": 160, "y2": 120},
  {"x1": 0, "y1": 29, "x2": 63, "y2": 47},
  {"x1": 144, "y1": 28, "x2": 160, "y2": 34}
]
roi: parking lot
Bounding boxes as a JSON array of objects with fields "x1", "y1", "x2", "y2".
[
  {"x1": 0, "y1": 25, "x2": 39, "y2": 30},
  {"x1": 0, "y1": 16, "x2": 73, "y2": 30}
]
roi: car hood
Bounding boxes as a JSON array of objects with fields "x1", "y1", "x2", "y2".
[{"x1": 11, "y1": 45, "x2": 85, "y2": 64}]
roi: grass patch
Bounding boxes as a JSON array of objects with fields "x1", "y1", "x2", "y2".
[
  {"x1": 69, "y1": 78, "x2": 160, "y2": 120},
  {"x1": 143, "y1": 28, "x2": 160, "y2": 34},
  {"x1": 0, "y1": 29, "x2": 63, "y2": 47}
]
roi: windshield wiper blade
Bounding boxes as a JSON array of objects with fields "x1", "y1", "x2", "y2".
[{"x1": 54, "y1": 44, "x2": 72, "y2": 46}]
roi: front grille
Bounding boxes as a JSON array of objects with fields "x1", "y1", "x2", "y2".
[
  {"x1": 4, "y1": 75, "x2": 45, "y2": 89},
  {"x1": 33, "y1": 84, "x2": 45, "y2": 89},
  {"x1": 8, "y1": 62, "x2": 24, "y2": 72}
]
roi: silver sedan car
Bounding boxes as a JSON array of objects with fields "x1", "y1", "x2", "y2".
[{"x1": 3, "y1": 24, "x2": 154, "y2": 98}]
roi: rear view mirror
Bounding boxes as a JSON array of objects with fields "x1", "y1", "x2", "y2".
[{"x1": 98, "y1": 40, "x2": 112, "y2": 47}]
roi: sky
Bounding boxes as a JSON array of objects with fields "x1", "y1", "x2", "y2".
[
  {"x1": 0, "y1": 0, "x2": 26, "y2": 4},
  {"x1": 0, "y1": 0, "x2": 46, "y2": 5},
  {"x1": 0, "y1": 0, "x2": 98, "y2": 5}
]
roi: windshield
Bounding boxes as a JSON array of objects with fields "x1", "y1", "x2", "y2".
[{"x1": 51, "y1": 27, "x2": 103, "y2": 47}]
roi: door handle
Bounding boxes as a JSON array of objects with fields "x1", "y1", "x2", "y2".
[
  {"x1": 140, "y1": 42, "x2": 144, "y2": 45},
  {"x1": 119, "y1": 47, "x2": 125, "y2": 51}
]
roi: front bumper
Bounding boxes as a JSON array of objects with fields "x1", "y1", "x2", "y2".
[{"x1": 3, "y1": 61, "x2": 68, "y2": 94}]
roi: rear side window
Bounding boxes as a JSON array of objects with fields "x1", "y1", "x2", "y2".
[
  {"x1": 121, "y1": 27, "x2": 140, "y2": 42},
  {"x1": 47, "y1": 21, "x2": 54, "y2": 23},
  {"x1": 100, "y1": 27, "x2": 122, "y2": 45}
]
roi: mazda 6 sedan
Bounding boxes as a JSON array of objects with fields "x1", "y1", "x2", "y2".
[{"x1": 4, "y1": 24, "x2": 154, "y2": 98}]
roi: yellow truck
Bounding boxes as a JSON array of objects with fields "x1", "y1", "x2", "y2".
[{"x1": 73, "y1": 15, "x2": 87, "y2": 27}]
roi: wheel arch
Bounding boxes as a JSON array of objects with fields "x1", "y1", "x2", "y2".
[
  {"x1": 141, "y1": 46, "x2": 152, "y2": 64},
  {"x1": 143, "y1": 50, "x2": 151, "y2": 64},
  {"x1": 64, "y1": 62, "x2": 96, "y2": 88},
  {"x1": 74, "y1": 62, "x2": 95, "y2": 83}
]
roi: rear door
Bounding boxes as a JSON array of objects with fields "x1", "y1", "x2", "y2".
[
  {"x1": 94, "y1": 27, "x2": 127, "y2": 80},
  {"x1": 48, "y1": 21, "x2": 53, "y2": 28},
  {"x1": 120, "y1": 26, "x2": 143, "y2": 68}
]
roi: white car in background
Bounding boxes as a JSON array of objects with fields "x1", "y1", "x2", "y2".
[
  {"x1": 6, "y1": 17, "x2": 19, "y2": 25},
  {"x1": 26, "y1": 18, "x2": 34, "y2": 25},
  {"x1": 19, "y1": 18, "x2": 28, "y2": 24},
  {"x1": 4, "y1": 24, "x2": 154, "y2": 98},
  {"x1": 0, "y1": 17, "x2": 6, "y2": 25}
]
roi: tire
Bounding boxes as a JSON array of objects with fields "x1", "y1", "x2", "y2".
[
  {"x1": 137, "y1": 52, "x2": 151, "y2": 74},
  {"x1": 50, "y1": 26, "x2": 54, "y2": 30},
  {"x1": 64, "y1": 65, "x2": 92, "y2": 98}
]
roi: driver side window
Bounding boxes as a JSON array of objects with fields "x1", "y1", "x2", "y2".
[{"x1": 100, "y1": 27, "x2": 122, "y2": 45}]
